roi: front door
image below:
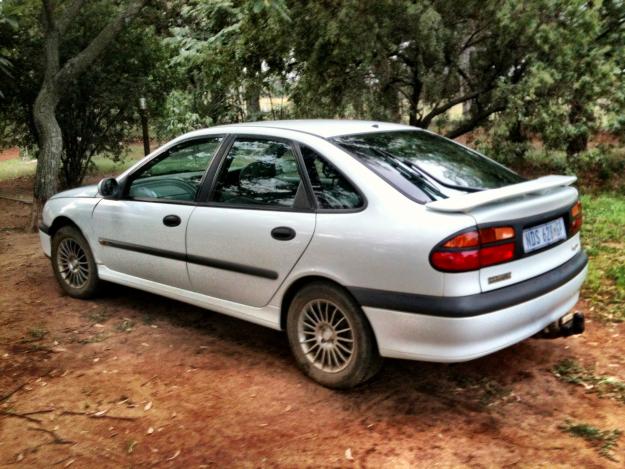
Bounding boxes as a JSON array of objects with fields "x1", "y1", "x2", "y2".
[
  {"x1": 93, "y1": 137, "x2": 223, "y2": 290},
  {"x1": 186, "y1": 136, "x2": 316, "y2": 307}
]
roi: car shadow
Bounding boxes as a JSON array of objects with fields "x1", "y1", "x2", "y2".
[{"x1": 96, "y1": 282, "x2": 564, "y2": 420}]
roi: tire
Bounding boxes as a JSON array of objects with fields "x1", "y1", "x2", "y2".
[
  {"x1": 286, "y1": 282, "x2": 382, "y2": 389},
  {"x1": 51, "y1": 225, "x2": 100, "y2": 299}
]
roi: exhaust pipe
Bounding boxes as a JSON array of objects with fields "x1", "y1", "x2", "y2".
[{"x1": 534, "y1": 311, "x2": 585, "y2": 339}]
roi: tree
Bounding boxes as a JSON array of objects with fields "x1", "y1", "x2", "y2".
[
  {"x1": 287, "y1": 0, "x2": 530, "y2": 137},
  {"x1": 488, "y1": 0, "x2": 625, "y2": 159},
  {"x1": 165, "y1": 0, "x2": 290, "y2": 126},
  {"x1": 31, "y1": 0, "x2": 147, "y2": 229},
  {"x1": 1, "y1": 1, "x2": 172, "y2": 188},
  {"x1": 0, "y1": 10, "x2": 18, "y2": 98}
]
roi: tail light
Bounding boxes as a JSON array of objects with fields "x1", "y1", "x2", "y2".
[
  {"x1": 430, "y1": 226, "x2": 516, "y2": 272},
  {"x1": 570, "y1": 200, "x2": 582, "y2": 234}
]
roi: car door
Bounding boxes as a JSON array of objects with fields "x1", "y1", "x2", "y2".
[
  {"x1": 93, "y1": 136, "x2": 224, "y2": 290},
  {"x1": 186, "y1": 135, "x2": 316, "y2": 307}
]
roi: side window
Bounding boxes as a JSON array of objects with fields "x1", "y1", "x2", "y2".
[
  {"x1": 300, "y1": 145, "x2": 364, "y2": 210},
  {"x1": 211, "y1": 138, "x2": 305, "y2": 208},
  {"x1": 128, "y1": 137, "x2": 222, "y2": 201}
]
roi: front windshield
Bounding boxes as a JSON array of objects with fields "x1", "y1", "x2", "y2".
[{"x1": 333, "y1": 130, "x2": 524, "y2": 195}]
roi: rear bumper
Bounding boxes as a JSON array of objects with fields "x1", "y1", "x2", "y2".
[{"x1": 361, "y1": 253, "x2": 588, "y2": 362}]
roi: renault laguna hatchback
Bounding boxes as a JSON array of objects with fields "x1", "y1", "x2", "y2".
[{"x1": 39, "y1": 120, "x2": 587, "y2": 388}]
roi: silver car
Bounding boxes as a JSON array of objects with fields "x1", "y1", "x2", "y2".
[{"x1": 39, "y1": 120, "x2": 587, "y2": 388}]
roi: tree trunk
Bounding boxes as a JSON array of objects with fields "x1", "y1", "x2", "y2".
[
  {"x1": 408, "y1": 71, "x2": 422, "y2": 127},
  {"x1": 245, "y1": 83, "x2": 261, "y2": 120},
  {"x1": 31, "y1": 84, "x2": 62, "y2": 230},
  {"x1": 566, "y1": 101, "x2": 589, "y2": 157}
]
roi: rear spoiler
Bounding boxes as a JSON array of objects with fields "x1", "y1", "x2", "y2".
[{"x1": 426, "y1": 175, "x2": 577, "y2": 213}]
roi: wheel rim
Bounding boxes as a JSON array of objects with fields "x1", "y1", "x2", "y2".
[
  {"x1": 297, "y1": 299, "x2": 355, "y2": 373},
  {"x1": 56, "y1": 238, "x2": 90, "y2": 289}
]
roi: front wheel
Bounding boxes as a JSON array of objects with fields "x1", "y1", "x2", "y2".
[
  {"x1": 51, "y1": 226, "x2": 100, "y2": 299},
  {"x1": 286, "y1": 282, "x2": 382, "y2": 389}
]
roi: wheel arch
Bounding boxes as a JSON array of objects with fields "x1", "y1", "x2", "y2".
[
  {"x1": 279, "y1": 275, "x2": 372, "y2": 335},
  {"x1": 48, "y1": 216, "x2": 83, "y2": 238}
]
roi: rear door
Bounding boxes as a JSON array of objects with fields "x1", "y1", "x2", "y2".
[{"x1": 186, "y1": 136, "x2": 316, "y2": 307}]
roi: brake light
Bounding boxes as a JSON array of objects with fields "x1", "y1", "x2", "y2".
[
  {"x1": 570, "y1": 200, "x2": 582, "y2": 234},
  {"x1": 430, "y1": 226, "x2": 516, "y2": 272}
]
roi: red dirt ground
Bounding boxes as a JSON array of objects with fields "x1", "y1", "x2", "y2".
[
  {"x1": 1, "y1": 177, "x2": 625, "y2": 467},
  {"x1": 0, "y1": 147, "x2": 20, "y2": 162}
]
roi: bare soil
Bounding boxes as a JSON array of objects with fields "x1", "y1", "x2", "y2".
[{"x1": 1, "y1": 178, "x2": 625, "y2": 468}]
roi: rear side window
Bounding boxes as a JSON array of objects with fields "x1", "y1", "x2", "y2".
[
  {"x1": 300, "y1": 145, "x2": 363, "y2": 210},
  {"x1": 333, "y1": 130, "x2": 523, "y2": 194}
]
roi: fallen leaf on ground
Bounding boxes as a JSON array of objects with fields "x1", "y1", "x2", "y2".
[
  {"x1": 144, "y1": 401, "x2": 152, "y2": 411},
  {"x1": 167, "y1": 450, "x2": 181, "y2": 461},
  {"x1": 345, "y1": 448, "x2": 354, "y2": 461}
]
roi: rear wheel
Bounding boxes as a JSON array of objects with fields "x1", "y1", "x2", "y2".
[
  {"x1": 286, "y1": 282, "x2": 382, "y2": 388},
  {"x1": 51, "y1": 226, "x2": 100, "y2": 298}
]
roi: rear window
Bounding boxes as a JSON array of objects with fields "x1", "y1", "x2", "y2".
[{"x1": 333, "y1": 131, "x2": 524, "y2": 198}]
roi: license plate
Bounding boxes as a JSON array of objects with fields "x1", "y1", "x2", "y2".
[{"x1": 522, "y1": 217, "x2": 566, "y2": 253}]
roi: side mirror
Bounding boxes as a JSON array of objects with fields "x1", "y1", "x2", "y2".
[{"x1": 97, "y1": 177, "x2": 119, "y2": 198}]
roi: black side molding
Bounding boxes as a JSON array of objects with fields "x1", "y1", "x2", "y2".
[
  {"x1": 99, "y1": 238, "x2": 279, "y2": 280},
  {"x1": 39, "y1": 223, "x2": 50, "y2": 235},
  {"x1": 348, "y1": 251, "x2": 588, "y2": 318}
]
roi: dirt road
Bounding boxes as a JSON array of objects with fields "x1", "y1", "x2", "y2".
[{"x1": 1, "y1": 184, "x2": 624, "y2": 467}]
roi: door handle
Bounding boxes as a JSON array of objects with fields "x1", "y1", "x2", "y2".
[
  {"x1": 271, "y1": 226, "x2": 296, "y2": 241},
  {"x1": 163, "y1": 214, "x2": 181, "y2": 227}
]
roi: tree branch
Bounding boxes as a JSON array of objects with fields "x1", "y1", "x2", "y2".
[
  {"x1": 55, "y1": 0, "x2": 147, "y2": 86},
  {"x1": 57, "y1": 0, "x2": 86, "y2": 35},
  {"x1": 421, "y1": 88, "x2": 491, "y2": 128},
  {"x1": 445, "y1": 102, "x2": 506, "y2": 139},
  {"x1": 41, "y1": 0, "x2": 56, "y2": 31}
]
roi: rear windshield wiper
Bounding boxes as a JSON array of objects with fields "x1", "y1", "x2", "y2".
[{"x1": 371, "y1": 149, "x2": 447, "y2": 200}]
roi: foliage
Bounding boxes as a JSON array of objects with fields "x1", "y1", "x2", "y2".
[
  {"x1": 0, "y1": 7, "x2": 18, "y2": 97},
  {"x1": 553, "y1": 358, "x2": 625, "y2": 404},
  {"x1": 560, "y1": 420, "x2": 622, "y2": 461},
  {"x1": 487, "y1": 0, "x2": 625, "y2": 159},
  {"x1": 580, "y1": 194, "x2": 625, "y2": 322},
  {"x1": 287, "y1": 0, "x2": 534, "y2": 135},
  {"x1": 161, "y1": 0, "x2": 291, "y2": 134}
]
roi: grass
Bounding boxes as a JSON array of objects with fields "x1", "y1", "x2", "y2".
[
  {"x1": 580, "y1": 194, "x2": 625, "y2": 322},
  {"x1": 26, "y1": 326, "x2": 48, "y2": 341},
  {"x1": 553, "y1": 358, "x2": 625, "y2": 404},
  {"x1": 560, "y1": 420, "x2": 622, "y2": 461},
  {"x1": 116, "y1": 319, "x2": 135, "y2": 333},
  {"x1": 0, "y1": 144, "x2": 145, "y2": 182}
]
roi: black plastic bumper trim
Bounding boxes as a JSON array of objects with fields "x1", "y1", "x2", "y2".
[
  {"x1": 99, "y1": 238, "x2": 278, "y2": 280},
  {"x1": 348, "y1": 251, "x2": 588, "y2": 318},
  {"x1": 39, "y1": 223, "x2": 50, "y2": 235}
]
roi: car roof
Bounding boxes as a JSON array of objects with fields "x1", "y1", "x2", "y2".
[{"x1": 206, "y1": 119, "x2": 414, "y2": 138}]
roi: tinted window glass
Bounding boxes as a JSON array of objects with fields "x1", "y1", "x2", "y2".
[
  {"x1": 300, "y1": 145, "x2": 363, "y2": 210},
  {"x1": 128, "y1": 138, "x2": 222, "y2": 201},
  {"x1": 211, "y1": 138, "x2": 304, "y2": 208},
  {"x1": 333, "y1": 131, "x2": 523, "y2": 192}
]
